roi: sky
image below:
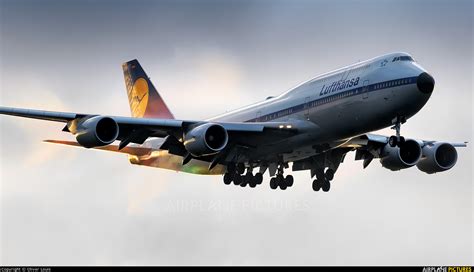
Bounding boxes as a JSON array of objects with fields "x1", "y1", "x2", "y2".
[{"x1": 0, "y1": 0, "x2": 472, "y2": 266}]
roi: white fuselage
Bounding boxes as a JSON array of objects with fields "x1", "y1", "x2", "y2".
[{"x1": 134, "y1": 52, "x2": 432, "y2": 174}]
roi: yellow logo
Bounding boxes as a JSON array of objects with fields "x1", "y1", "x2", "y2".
[{"x1": 129, "y1": 78, "x2": 149, "y2": 117}]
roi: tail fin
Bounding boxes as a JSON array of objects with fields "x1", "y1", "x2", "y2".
[{"x1": 122, "y1": 59, "x2": 175, "y2": 119}]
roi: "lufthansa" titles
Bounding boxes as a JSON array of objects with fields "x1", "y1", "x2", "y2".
[{"x1": 320, "y1": 77, "x2": 360, "y2": 96}]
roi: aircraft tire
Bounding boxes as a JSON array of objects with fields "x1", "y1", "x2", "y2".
[
  {"x1": 255, "y1": 173, "x2": 263, "y2": 184},
  {"x1": 389, "y1": 136, "x2": 398, "y2": 147},
  {"x1": 233, "y1": 174, "x2": 242, "y2": 185},
  {"x1": 312, "y1": 180, "x2": 321, "y2": 191},
  {"x1": 322, "y1": 181, "x2": 331, "y2": 192},
  {"x1": 270, "y1": 178, "x2": 278, "y2": 190},
  {"x1": 223, "y1": 173, "x2": 233, "y2": 185},
  {"x1": 286, "y1": 175, "x2": 294, "y2": 187},
  {"x1": 249, "y1": 178, "x2": 257, "y2": 188},
  {"x1": 278, "y1": 175, "x2": 286, "y2": 189}
]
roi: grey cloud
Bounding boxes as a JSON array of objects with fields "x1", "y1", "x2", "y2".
[{"x1": 1, "y1": 0, "x2": 472, "y2": 266}]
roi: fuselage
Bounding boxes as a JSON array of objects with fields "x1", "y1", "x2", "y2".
[{"x1": 130, "y1": 52, "x2": 434, "y2": 174}]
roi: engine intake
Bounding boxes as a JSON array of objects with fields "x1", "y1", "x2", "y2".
[
  {"x1": 380, "y1": 139, "x2": 422, "y2": 171},
  {"x1": 184, "y1": 123, "x2": 228, "y2": 157},
  {"x1": 416, "y1": 142, "x2": 458, "y2": 174},
  {"x1": 75, "y1": 116, "x2": 119, "y2": 148}
]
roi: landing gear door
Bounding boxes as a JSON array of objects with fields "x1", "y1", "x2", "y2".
[{"x1": 362, "y1": 80, "x2": 369, "y2": 99}]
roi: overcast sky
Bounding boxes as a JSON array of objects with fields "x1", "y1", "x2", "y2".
[{"x1": 0, "y1": 0, "x2": 472, "y2": 265}]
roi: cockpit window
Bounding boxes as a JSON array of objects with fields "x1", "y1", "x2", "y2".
[{"x1": 392, "y1": 56, "x2": 415, "y2": 62}]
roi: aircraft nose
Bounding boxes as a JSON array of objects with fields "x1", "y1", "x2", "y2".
[{"x1": 417, "y1": 72, "x2": 435, "y2": 94}]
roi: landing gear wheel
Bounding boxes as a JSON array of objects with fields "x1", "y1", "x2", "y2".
[
  {"x1": 233, "y1": 174, "x2": 242, "y2": 185},
  {"x1": 322, "y1": 181, "x2": 331, "y2": 192},
  {"x1": 270, "y1": 178, "x2": 278, "y2": 190},
  {"x1": 223, "y1": 173, "x2": 233, "y2": 185},
  {"x1": 312, "y1": 179, "x2": 321, "y2": 191},
  {"x1": 389, "y1": 135, "x2": 406, "y2": 148},
  {"x1": 390, "y1": 115, "x2": 406, "y2": 147},
  {"x1": 325, "y1": 169, "x2": 334, "y2": 181},
  {"x1": 249, "y1": 177, "x2": 257, "y2": 188},
  {"x1": 240, "y1": 179, "x2": 248, "y2": 187},
  {"x1": 285, "y1": 175, "x2": 294, "y2": 187},
  {"x1": 276, "y1": 175, "x2": 286, "y2": 190},
  {"x1": 245, "y1": 172, "x2": 253, "y2": 180},
  {"x1": 254, "y1": 173, "x2": 263, "y2": 185},
  {"x1": 244, "y1": 172, "x2": 254, "y2": 188},
  {"x1": 389, "y1": 136, "x2": 398, "y2": 147}
]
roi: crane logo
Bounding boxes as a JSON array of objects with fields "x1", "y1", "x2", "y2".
[{"x1": 130, "y1": 77, "x2": 149, "y2": 117}]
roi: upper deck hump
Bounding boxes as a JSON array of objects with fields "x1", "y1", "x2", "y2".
[
  {"x1": 278, "y1": 52, "x2": 411, "y2": 98},
  {"x1": 207, "y1": 52, "x2": 413, "y2": 121}
]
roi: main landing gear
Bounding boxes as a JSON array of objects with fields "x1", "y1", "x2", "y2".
[
  {"x1": 269, "y1": 164, "x2": 294, "y2": 191},
  {"x1": 389, "y1": 116, "x2": 406, "y2": 148},
  {"x1": 223, "y1": 163, "x2": 337, "y2": 192},
  {"x1": 312, "y1": 168, "x2": 333, "y2": 192},
  {"x1": 223, "y1": 163, "x2": 263, "y2": 188}
]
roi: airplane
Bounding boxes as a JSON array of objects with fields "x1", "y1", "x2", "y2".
[{"x1": 0, "y1": 52, "x2": 467, "y2": 192}]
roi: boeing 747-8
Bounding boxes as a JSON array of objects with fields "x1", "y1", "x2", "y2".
[{"x1": 0, "y1": 52, "x2": 467, "y2": 192}]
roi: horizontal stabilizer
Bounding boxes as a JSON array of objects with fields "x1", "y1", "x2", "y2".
[{"x1": 44, "y1": 140, "x2": 152, "y2": 156}]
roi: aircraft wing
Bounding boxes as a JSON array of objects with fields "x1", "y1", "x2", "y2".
[
  {"x1": 339, "y1": 133, "x2": 467, "y2": 169},
  {"x1": 0, "y1": 106, "x2": 303, "y2": 150},
  {"x1": 342, "y1": 133, "x2": 468, "y2": 148}
]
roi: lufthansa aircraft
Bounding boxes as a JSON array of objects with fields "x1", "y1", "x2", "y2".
[{"x1": 0, "y1": 52, "x2": 467, "y2": 192}]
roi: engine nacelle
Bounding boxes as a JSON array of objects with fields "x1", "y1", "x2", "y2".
[
  {"x1": 416, "y1": 142, "x2": 458, "y2": 174},
  {"x1": 380, "y1": 139, "x2": 422, "y2": 171},
  {"x1": 184, "y1": 123, "x2": 228, "y2": 157},
  {"x1": 75, "y1": 116, "x2": 119, "y2": 148}
]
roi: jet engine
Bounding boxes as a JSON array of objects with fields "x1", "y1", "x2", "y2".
[
  {"x1": 75, "y1": 116, "x2": 119, "y2": 148},
  {"x1": 380, "y1": 139, "x2": 422, "y2": 171},
  {"x1": 184, "y1": 123, "x2": 228, "y2": 157},
  {"x1": 416, "y1": 142, "x2": 458, "y2": 174}
]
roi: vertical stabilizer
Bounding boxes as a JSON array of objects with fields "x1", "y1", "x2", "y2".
[{"x1": 122, "y1": 59, "x2": 175, "y2": 119}]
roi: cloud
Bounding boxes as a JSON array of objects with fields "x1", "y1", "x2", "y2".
[
  {"x1": 126, "y1": 171, "x2": 172, "y2": 215},
  {"x1": 1, "y1": 0, "x2": 472, "y2": 266},
  {"x1": 0, "y1": 75, "x2": 76, "y2": 167},
  {"x1": 154, "y1": 49, "x2": 251, "y2": 119}
]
